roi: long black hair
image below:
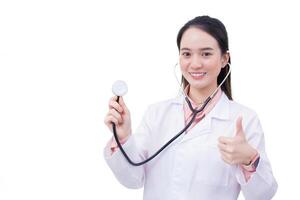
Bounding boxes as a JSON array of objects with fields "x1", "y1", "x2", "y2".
[{"x1": 176, "y1": 16, "x2": 232, "y2": 100}]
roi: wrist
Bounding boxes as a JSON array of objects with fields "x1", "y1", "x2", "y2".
[
  {"x1": 244, "y1": 148, "x2": 258, "y2": 166},
  {"x1": 114, "y1": 133, "x2": 130, "y2": 144},
  {"x1": 119, "y1": 134, "x2": 131, "y2": 143},
  {"x1": 110, "y1": 134, "x2": 131, "y2": 154},
  {"x1": 241, "y1": 153, "x2": 260, "y2": 173}
]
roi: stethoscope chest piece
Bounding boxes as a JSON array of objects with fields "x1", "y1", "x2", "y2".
[{"x1": 112, "y1": 80, "x2": 128, "y2": 97}]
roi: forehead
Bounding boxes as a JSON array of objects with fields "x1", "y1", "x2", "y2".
[{"x1": 180, "y1": 27, "x2": 219, "y2": 50}]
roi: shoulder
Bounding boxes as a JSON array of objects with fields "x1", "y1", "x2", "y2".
[
  {"x1": 213, "y1": 93, "x2": 259, "y2": 122},
  {"x1": 228, "y1": 99, "x2": 258, "y2": 118},
  {"x1": 226, "y1": 98, "x2": 263, "y2": 132},
  {"x1": 216, "y1": 93, "x2": 261, "y2": 127}
]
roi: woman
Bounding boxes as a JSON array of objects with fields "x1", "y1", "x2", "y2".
[{"x1": 103, "y1": 16, "x2": 277, "y2": 200}]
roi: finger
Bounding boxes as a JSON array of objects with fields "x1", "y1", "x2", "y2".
[
  {"x1": 109, "y1": 109, "x2": 123, "y2": 124},
  {"x1": 219, "y1": 150, "x2": 235, "y2": 165},
  {"x1": 218, "y1": 142, "x2": 234, "y2": 153},
  {"x1": 118, "y1": 96, "x2": 129, "y2": 113},
  {"x1": 218, "y1": 136, "x2": 235, "y2": 144},
  {"x1": 219, "y1": 149, "x2": 230, "y2": 162},
  {"x1": 104, "y1": 115, "x2": 119, "y2": 127},
  {"x1": 109, "y1": 96, "x2": 118, "y2": 102},
  {"x1": 108, "y1": 96, "x2": 118, "y2": 109},
  {"x1": 109, "y1": 100, "x2": 124, "y2": 113},
  {"x1": 217, "y1": 142, "x2": 226, "y2": 151},
  {"x1": 220, "y1": 155, "x2": 229, "y2": 164},
  {"x1": 219, "y1": 148, "x2": 230, "y2": 159},
  {"x1": 220, "y1": 154, "x2": 234, "y2": 165},
  {"x1": 235, "y1": 116, "x2": 244, "y2": 135}
]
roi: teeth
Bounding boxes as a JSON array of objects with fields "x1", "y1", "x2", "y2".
[{"x1": 190, "y1": 72, "x2": 207, "y2": 77}]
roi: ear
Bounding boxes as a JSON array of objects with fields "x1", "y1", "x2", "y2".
[{"x1": 221, "y1": 51, "x2": 230, "y2": 68}]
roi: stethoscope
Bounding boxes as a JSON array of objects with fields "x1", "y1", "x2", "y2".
[{"x1": 110, "y1": 63, "x2": 231, "y2": 166}]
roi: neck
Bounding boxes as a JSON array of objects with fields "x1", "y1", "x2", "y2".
[{"x1": 188, "y1": 84, "x2": 218, "y2": 105}]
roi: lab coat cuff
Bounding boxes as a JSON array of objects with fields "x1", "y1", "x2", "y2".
[
  {"x1": 235, "y1": 155, "x2": 276, "y2": 186},
  {"x1": 109, "y1": 135, "x2": 131, "y2": 154},
  {"x1": 103, "y1": 135, "x2": 134, "y2": 161},
  {"x1": 236, "y1": 158, "x2": 278, "y2": 199}
]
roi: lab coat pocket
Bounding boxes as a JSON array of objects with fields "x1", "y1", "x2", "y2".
[{"x1": 195, "y1": 145, "x2": 230, "y2": 187}]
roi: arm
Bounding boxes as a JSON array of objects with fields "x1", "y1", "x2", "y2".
[
  {"x1": 236, "y1": 115, "x2": 278, "y2": 200},
  {"x1": 103, "y1": 106, "x2": 152, "y2": 189}
]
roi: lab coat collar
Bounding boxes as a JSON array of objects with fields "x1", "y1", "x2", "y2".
[
  {"x1": 171, "y1": 91, "x2": 231, "y2": 121},
  {"x1": 208, "y1": 92, "x2": 231, "y2": 121},
  {"x1": 170, "y1": 92, "x2": 231, "y2": 144}
]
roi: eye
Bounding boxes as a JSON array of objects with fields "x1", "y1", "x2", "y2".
[
  {"x1": 181, "y1": 52, "x2": 191, "y2": 58},
  {"x1": 202, "y1": 52, "x2": 212, "y2": 57}
]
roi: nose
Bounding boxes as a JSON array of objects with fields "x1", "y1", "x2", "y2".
[{"x1": 190, "y1": 55, "x2": 203, "y2": 69}]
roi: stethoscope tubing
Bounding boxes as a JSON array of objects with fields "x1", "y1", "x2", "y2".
[
  {"x1": 111, "y1": 63, "x2": 231, "y2": 166},
  {"x1": 111, "y1": 96, "x2": 212, "y2": 166}
]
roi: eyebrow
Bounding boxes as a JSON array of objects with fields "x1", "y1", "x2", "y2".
[{"x1": 180, "y1": 47, "x2": 214, "y2": 51}]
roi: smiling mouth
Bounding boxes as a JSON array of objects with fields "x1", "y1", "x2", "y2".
[{"x1": 189, "y1": 72, "x2": 207, "y2": 78}]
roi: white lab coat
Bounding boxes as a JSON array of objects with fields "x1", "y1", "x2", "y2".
[{"x1": 104, "y1": 93, "x2": 277, "y2": 200}]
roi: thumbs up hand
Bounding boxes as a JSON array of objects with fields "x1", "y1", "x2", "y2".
[{"x1": 218, "y1": 116, "x2": 257, "y2": 165}]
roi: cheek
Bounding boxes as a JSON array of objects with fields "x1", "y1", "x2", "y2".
[
  {"x1": 179, "y1": 59, "x2": 189, "y2": 71},
  {"x1": 206, "y1": 60, "x2": 222, "y2": 72},
  {"x1": 180, "y1": 65, "x2": 186, "y2": 75}
]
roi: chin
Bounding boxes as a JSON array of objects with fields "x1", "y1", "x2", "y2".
[
  {"x1": 187, "y1": 78, "x2": 207, "y2": 86},
  {"x1": 189, "y1": 82, "x2": 209, "y2": 91}
]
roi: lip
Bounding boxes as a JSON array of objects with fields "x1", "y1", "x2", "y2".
[{"x1": 189, "y1": 72, "x2": 207, "y2": 79}]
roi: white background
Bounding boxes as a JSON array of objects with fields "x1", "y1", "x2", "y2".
[{"x1": 0, "y1": 0, "x2": 299, "y2": 199}]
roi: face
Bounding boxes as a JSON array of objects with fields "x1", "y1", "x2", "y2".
[{"x1": 179, "y1": 27, "x2": 228, "y2": 93}]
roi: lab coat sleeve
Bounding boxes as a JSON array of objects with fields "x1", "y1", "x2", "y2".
[
  {"x1": 236, "y1": 113, "x2": 278, "y2": 200},
  {"x1": 103, "y1": 106, "x2": 153, "y2": 189}
]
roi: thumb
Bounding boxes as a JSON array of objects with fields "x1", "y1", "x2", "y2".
[
  {"x1": 235, "y1": 116, "x2": 244, "y2": 137},
  {"x1": 118, "y1": 96, "x2": 129, "y2": 113}
]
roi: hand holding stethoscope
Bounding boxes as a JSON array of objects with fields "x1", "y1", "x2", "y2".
[
  {"x1": 104, "y1": 95, "x2": 132, "y2": 144},
  {"x1": 104, "y1": 79, "x2": 132, "y2": 145}
]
